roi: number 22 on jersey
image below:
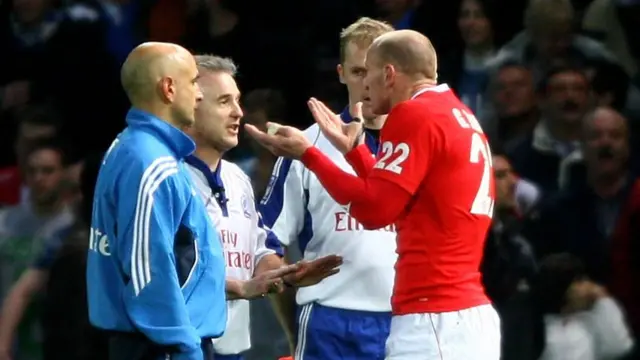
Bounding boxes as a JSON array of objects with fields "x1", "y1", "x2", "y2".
[{"x1": 452, "y1": 108, "x2": 495, "y2": 218}]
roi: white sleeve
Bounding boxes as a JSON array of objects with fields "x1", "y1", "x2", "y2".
[
  {"x1": 582, "y1": 297, "x2": 635, "y2": 359},
  {"x1": 258, "y1": 157, "x2": 306, "y2": 247}
]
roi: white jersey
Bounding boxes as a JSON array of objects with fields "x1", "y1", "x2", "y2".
[
  {"x1": 186, "y1": 158, "x2": 280, "y2": 355},
  {"x1": 260, "y1": 123, "x2": 397, "y2": 312}
]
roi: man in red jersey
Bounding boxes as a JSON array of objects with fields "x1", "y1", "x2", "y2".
[{"x1": 245, "y1": 29, "x2": 500, "y2": 360}]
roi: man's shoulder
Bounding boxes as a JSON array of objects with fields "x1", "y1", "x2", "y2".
[
  {"x1": 112, "y1": 130, "x2": 179, "y2": 170},
  {"x1": 221, "y1": 160, "x2": 253, "y2": 193}
]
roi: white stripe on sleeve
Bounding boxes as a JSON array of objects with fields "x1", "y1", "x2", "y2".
[{"x1": 132, "y1": 156, "x2": 178, "y2": 296}]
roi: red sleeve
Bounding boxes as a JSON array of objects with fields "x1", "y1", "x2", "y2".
[
  {"x1": 344, "y1": 144, "x2": 376, "y2": 178},
  {"x1": 301, "y1": 147, "x2": 411, "y2": 229},
  {"x1": 369, "y1": 101, "x2": 443, "y2": 195}
]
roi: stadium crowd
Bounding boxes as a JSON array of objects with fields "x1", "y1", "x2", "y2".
[{"x1": 0, "y1": 0, "x2": 639, "y2": 359}]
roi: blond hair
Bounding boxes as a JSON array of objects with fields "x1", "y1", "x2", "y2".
[
  {"x1": 339, "y1": 17, "x2": 394, "y2": 63},
  {"x1": 524, "y1": 0, "x2": 574, "y2": 31}
]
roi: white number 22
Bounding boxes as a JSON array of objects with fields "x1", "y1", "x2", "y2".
[
  {"x1": 453, "y1": 108, "x2": 494, "y2": 217},
  {"x1": 375, "y1": 141, "x2": 410, "y2": 174}
]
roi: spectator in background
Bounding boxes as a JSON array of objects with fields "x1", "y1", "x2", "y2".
[
  {"x1": 533, "y1": 253, "x2": 634, "y2": 360},
  {"x1": 0, "y1": 152, "x2": 98, "y2": 360},
  {"x1": 484, "y1": 63, "x2": 539, "y2": 147},
  {"x1": 439, "y1": 0, "x2": 499, "y2": 118},
  {"x1": 526, "y1": 106, "x2": 640, "y2": 337},
  {"x1": 590, "y1": 60, "x2": 630, "y2": 113},
  {"x1": 41, "y1": 152, "x2": 108, "y2": 360},
  {"x1": 508, "y1": 66, "x2": 592, "y2": 192},
  {"x1": 582, "y1": 0, "x2": 638, "y2": 78},
  {"x1": 374, "y1": 0, "x2": 420, "y2": 29},
  {"x1": 0, "y1": 104, "x2": 61, "y2": 207},
  {"x1": 481, "y1": 147, "x2": 541, "y2": 360},
  {"x1": 0, "y1": 138, "x2": 75, "y2": 360},
  {"x1": 488, "y1": 0, "x2": 618, "y2": 83},
  {"x1": 240, "y1": 89, "x2": 287, "y2": 197}
]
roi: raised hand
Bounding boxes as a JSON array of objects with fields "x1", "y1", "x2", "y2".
[
  {"x1": 244, "y1": 123, "x2": 312, "y2": 159},
  {"x1": 283, "y1": 255, "x2": 343, "y2": 287},
  {"x1": 240, "y1": 263, "x2": 299, "y2": 299},
  {"x1": 308, "y1": 98, "x2": 364, "y2": 154}
]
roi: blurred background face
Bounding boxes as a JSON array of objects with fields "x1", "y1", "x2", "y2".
[
  {"x1": 12, "y1": 0, "x2": 48, "y2": 25},
  {"x1": 25, "y1": 148, "x2": 64, "y2": 205},
  {"x1": 339, "y1": 41, "x2": 379, "y2": 120},
  {"x1": 541, "y1": 71, "x2": 590, "y2": 126},
  {"x1": 531, "y1": 22, "x2": 572, "y2": 62},
  {"x1": 193, "y1": 70, "x2": 243, "y2": 153},
  {"x1": 363, "y1": 51, "x2": 392, "y2": 115},
  {"x1": 492, "y1": 155, "x2": 518, "y2": 210},
  {"x1": 493, "y1": 66, "x2": 536, "y2": 118},
  {"x1": 171, "y1": 56, "x2": 202, "y2": 128},
  {"x1": 457, "y1": 0, "x2": 492, "y2": 50},
  {"x1": 15, "y1": 122, "x2": 56, "y2": 165},
  {"x1": 582, "y1": 108, "x2": 628, "y2": 177}
]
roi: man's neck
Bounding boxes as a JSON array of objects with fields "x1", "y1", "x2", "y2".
[
  {"x1": 547, "y1": 121, "x2": 579, "y2": 143},
  {"x1": 133, "y1": 103, "x2": 182, "y2": 129},
  {"x1": 499, "y1": 109, "x2": 539, "y2": 140},
  {"x1": 588, "y1": 171, "x2": 627, "y2": 199},
  {"x1": 31, "y1": 198, "x2": 64, "y2": 216},
  {"x1": 194, "y1": 146, "x2": 223, "y2": 171},
  {"x1": 465, "y1": 45, "x2": 494, "y2": 58},
  {"x1": 391, "y1": 79, "x2": 437, "y2": 108},
  {"x1": 363, "y1": 115, "x2": 386, "y2": 130}
]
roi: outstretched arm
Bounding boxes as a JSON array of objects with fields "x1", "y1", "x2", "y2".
[{"x1": 301, "y1": 146, "x2": 410, "y2": 229}]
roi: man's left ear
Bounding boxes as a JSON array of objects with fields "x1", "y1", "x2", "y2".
[{"x1": 383, "y1": 64, "x2": 395, "y2": 86}]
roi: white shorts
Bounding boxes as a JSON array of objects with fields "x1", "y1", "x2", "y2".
[{"x1": 385, "y1": 304, "x2": 501, "y2": 360}]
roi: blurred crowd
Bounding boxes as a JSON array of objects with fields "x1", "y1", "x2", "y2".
[{"x1": 0, "y1": 0, "x2": 639, "y2": 359}]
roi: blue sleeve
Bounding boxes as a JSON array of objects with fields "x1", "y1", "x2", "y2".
[
  {"x1": 257, "y1": 210, "x2": 284, "y2": 257},
  {"x1": 117, "y1": 159, "x2": 202, "y2": 360},
  {"x1": 259, "y1": 157, "x2": 305, "y2": 247}
]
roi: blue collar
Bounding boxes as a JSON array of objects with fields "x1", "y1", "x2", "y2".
[
  {"x1": 185, "y1": 155, "x2": 224, "y2": 190},
  {"x1": 340, "y1": 107, "x2": 354, "y2": 123},
  {"x1": 340, "y1": 106, "x2": 379, "y2": 154},
  {"x1": 125, "y1": 108, "x2": 195, "y2": 159}
]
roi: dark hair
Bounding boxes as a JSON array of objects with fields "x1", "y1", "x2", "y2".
[
  {"x1": 590, "y1": 61, "x2": 629, "y2": 111},
  {"x1": 15, "y1": 103, "x2": 62, "y2": 129},
  {"x1": 532, "y1": 252, "x2": 587, "y2": 314},
  {"x1": 537, "y1": 65, "x2": 590, "y2": 94},
  {"x1": 489, "y1": 141, "x2": 506, "y2": 157},
  {"x1": 80, "y1": 152, "x2": 103, "y2": 224},
  {"x1": 24, "y1": 137, "x2": 70, "y2": 167},
  {"x1": 243, "y1": 88, "x2": 287, "y2": 121}
]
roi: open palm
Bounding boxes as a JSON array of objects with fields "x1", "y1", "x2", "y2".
[{"x1": 308, "y1": 98, "x2": 364, "y2": 154}]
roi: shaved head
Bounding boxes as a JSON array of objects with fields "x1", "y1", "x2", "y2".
[
  {"x1": 121, "y1": 42, "x2": 193, "y2": 104},
  {"x1": 120, "y1": 42, "x2": 201, "y2": 127},
  {"x1": 368, "y1": 30, "x2": 438, "y2": 80}
]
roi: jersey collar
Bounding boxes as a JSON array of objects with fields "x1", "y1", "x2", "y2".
[
  {"x1": 125, "y1": 108, "x2": 195, "y2": 159},
  {"x1": 339, "y1": 106, "x2": 379, "y2": 154},
  {"x1": 185, "y1": 155, "x2": 225, "y2": 191},
  {"x1": 185, "y1": 155, "x2": 229, "y2": 214},
  {"x1": 411, "y1": 83, "x2": 450, "y2": 99},
  {"x1": 340, "y1": 106, "x2": 353, "y2": 123}
]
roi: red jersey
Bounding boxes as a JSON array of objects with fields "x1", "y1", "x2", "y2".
[{"x1": 369, "y1": 85, "x2": 493, "y2": 314}]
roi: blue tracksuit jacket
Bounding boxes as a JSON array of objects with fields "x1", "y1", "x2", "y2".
[{"x1": 86, "y1": 108, "x2": 226, "y2": 360}]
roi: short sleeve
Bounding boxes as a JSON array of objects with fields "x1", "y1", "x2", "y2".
[{"x1": 370, "y1": 101, "x2": 443, "y2": 195}]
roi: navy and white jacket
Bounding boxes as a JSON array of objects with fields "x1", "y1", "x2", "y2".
[{"x1": 86, "y1": 108, "x2": 226, "y2": 360}]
